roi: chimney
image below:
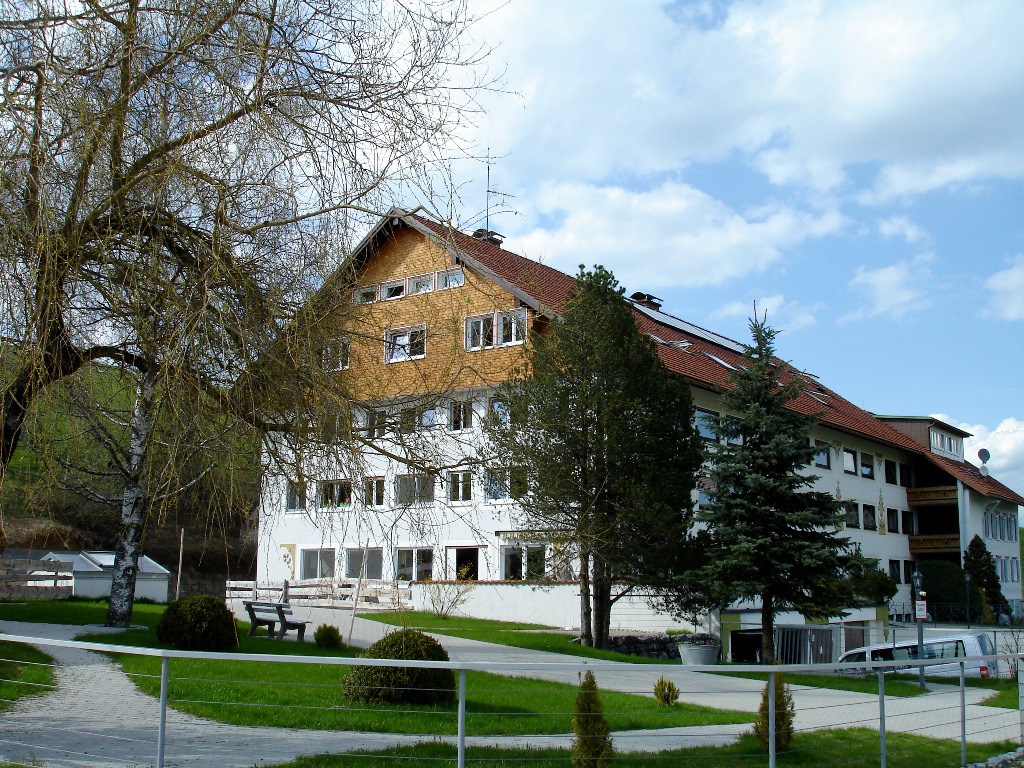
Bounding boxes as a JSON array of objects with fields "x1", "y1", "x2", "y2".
[
  {"x1": 471, "y1": 228, "x2": 505, "y2": 247},
  {"x1": 630, "y1": 291, "x2": 663, "y2": 311}
]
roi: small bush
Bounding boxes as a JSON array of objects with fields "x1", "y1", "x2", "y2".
[
  {"x1": 343, "y1": 628, "x2": 455, "y2": 704},
  {"x1": 314, "y1": 624, "x2": 342, "y2": 649},
  {"x1": 571, "y1": 670, "x2": 613, "y2": 768},
  {"x1": 653, "y1": 676, "x2": 678, "y2": 706},
  {"x1": 753, "y1": 672, "x2": 795, "y2": 752},
  {"x1": 155, "y1": 594, "x2": 238, "y2": 651}
]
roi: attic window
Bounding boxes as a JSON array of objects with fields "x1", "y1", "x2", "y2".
[
  {"x1": 804, "y1": 389, "x2": 830, "y2": 405},
  {"x1": 437, "y1": 268, "x2": 465, "y2": 290},
  {"x1": 354, "y1": 286, "x2": 378, "y2": 304},
  {"x1": 382, "y1": 279, "x2": 405, "y2": 300},
  {"x1": 703, "y1": 352, "x2": 737, "y2": 371}
]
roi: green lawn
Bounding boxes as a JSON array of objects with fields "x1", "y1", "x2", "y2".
[
  {"x1": 76, "y1": 627, "x2": 751, "y2": 736},
  {"x1": 715, "y1": 669, "x2": 928, "y2": 698},
  {"x1": 0, "y1": 640, "x2": 55, "y2": 712},
  {"x1": 0, "y1": 597, "x2": 165, "y2": 628},
  {"x1": 365, "y1": 610, "x2": 681, "y2": 664},
  {"x1": 270, "y1": 730, "x2": 1019, "y2": 768}
]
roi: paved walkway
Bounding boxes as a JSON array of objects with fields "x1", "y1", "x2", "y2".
[{"x1": 0, "y1": 608, "x2": 1019, "y2": 767}]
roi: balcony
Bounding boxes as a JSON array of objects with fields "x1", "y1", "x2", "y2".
[
  {"x1": 908, "y1": 534, "x2": 961, "y2": 555},
  {"x1": 906, "y1": 486, "x2": 958, "y2": 506}
]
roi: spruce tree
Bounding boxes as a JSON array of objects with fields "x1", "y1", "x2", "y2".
[
  {"x1": 963, "y1": 535, "x2": 1008, "y2": 615},
  {"x1": 483, "y1": 266, "x2": 704, "y2": 649},
  {"x1": 698, "y1": 316, "x2": 851, "y2": 664}
]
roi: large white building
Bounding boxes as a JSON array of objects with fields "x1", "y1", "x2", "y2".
[{"x1": 257, "y1": 210, "x2": 1024, "y2": 648}]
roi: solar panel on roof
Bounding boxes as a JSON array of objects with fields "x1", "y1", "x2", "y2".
[{"x1": 630, "y1": 303, "x2": 745, "y2": 353}]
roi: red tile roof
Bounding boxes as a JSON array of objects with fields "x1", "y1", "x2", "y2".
[{"x1": 396, "y1": 212, "x2": 1023, "y2": 506}]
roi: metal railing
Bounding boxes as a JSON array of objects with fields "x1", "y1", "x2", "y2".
[{"x1": 1, "y1": 633, "x2": 1023, "y2": 768}]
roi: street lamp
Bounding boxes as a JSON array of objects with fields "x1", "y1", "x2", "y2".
[
  {"x1": 912, "y1": 569, "x2": 926, "y2": 689},
  {"x1": 964, "y1": 571, "x2": 972, "y2": 629}
]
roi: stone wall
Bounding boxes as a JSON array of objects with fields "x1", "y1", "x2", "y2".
[{"x1": 605, "y1": 633, "x2": 680, "y2": 660}]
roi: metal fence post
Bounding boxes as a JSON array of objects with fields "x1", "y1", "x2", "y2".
[
  {"x1": 960, "y1": 662, "x2": 967, "y2": 767},
  {"x1": 458, "y1": 668, "x2": 467, "y2": 768},
  {"x1": 878, "y1": 669, "x2": 887, "y2": 768},
  {"x1": 1019, "y1": 659, "x2": 1024, "y2": 745},
  {"x1": 768, "y1": 671, "x2": 776, "y2": 768},
  {"x1": 157, "y1": 656, "x2": 169, "y2": 768}
]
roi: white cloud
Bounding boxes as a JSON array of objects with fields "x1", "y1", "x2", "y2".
[
  {"x1": 879, "y1": 216, "x2": 929, "y2": 246},
  {"x1": 467, "y1": 0, "x2": 1024, "y2": 198},
  {"x1": 842, "y1": 254, "x2": 933, "y2": 321},
  {"x1": 503, "y1": 182, "x2": 845, "y2": 291},
  {"x1": 983, "y1": 255, "x2": 1024, "y2": 320},
  {"x1": 934, "y1": 414, "x2": 1024, "y2": 499},
  {"x1": 713, "y1": 294, "x2": 822, "y2": 333}
]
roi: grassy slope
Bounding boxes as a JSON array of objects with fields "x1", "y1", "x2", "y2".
[
  {"x1": 365, "y1": 610, "x2": 681, "y2": 664},
  {"x1": 0, "y1": 641, "x2": 55, "y2": 712},
  {"x1": 74, "y1": 627, "x2": 750, "y2": 736},
  {"x1": 269, "y1": 730, "x2": 1019, "y2": 768}
]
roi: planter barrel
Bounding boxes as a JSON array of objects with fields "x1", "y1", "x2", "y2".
[{"x1": 679, "y1": 644, "x2": 719, "y2": 665}]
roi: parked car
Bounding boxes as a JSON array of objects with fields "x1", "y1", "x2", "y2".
[{"x1": 837, "y1": 632, "x2": 999, "y2": 678}]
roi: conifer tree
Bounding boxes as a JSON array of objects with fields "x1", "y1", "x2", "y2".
[
  {"x1": 571, "y1": 670, "x2": 613, "y2": 768},
  {"x1": 483, "y1": 266, "x2": 704, "y2": 649},
  {"x1": 963, "y1": 535, "x2": 1008, "y2": 615},
  {"x1": 698, "y1": 315, "x2": 852, "y2": 664},
  {"x1": 753, "y1": 672, "x2": 795, "y2": 752}
]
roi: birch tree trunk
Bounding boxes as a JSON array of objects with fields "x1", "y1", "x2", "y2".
[
  {"x1": 579, "y1": 548, "x2": 593, "y2": 647},
  {"x1": 105, "y1": 371, "x2": 156, "y2": 628}
]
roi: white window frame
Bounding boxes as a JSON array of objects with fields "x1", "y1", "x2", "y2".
[
  {"x1": 396, "y1": 473, "x2": 435, "y2": 505},
  {"x1": 408, "y1": 273, "x2": 434, "y2": 295},
  {"x1": 396, "y1": 547, "x2": 434, "y2": 581},
  {"x1": 437, "y1": 267, "x2": 465, "y2": 290},
  {"x1": 499, "y1": 310, "x2": 526, "y2": 346},
  {"x1": 381, "y1": 279, "x2": 406, "y2": 301},
  {"x1": 450, "y1": 400, "x2": 474, "y2": 431},
  {"x1": 448, "y1": 470, "x2": 472, "y2": 503},
  {"x1": 319, "y1": 479, "x2": 352, "y2": 509},
  {"x1": 385, "y1": 325, "x2": 426, "y2": 363},
  {"x1": 300, "y1": 548, "x2": 335, "y2": 580},
  {"x1": 484, "y1": 468, "x2": 526, "y2": 501},
  {"x1": 363, "y1": 476, "x2": 385, "y2": 507},
  {"x1": 465, "y1": 309, "x2": 526, "y2": 351},
  {"x1": 285, "y1": 480, "x2": 306, "y2": 512},
  {"x1": 320, "y1": 339, "x2": 349, "y2": 371},
  {"x1": 465, "y1": 314, "x2": 495, "y2": 350},
  {"x1": 354, "y1": 285, "x2": 378, "y2": 304}
]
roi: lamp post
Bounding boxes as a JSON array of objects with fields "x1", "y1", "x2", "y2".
[
  {"x1": 912, "y1": 570, "x2": 926, "y2": 689},
  {"x1": 965, "y1": 571, "x2": 972, "y2": 629}
]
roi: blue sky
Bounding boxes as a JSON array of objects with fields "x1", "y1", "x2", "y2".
[{"x1": 441, "y1": 0, "x2": 1024, "y2": 493}]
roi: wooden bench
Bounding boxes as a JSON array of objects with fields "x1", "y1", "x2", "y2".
[{"x1": 242, "y1": 600, "x2": 308, "y2": 641}]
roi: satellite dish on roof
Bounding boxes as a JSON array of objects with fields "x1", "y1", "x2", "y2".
[
  {"x1": 978, "y1": 448, "x2": 991, "y2": 464},
  {"x1": 980, "y1": 466, "x2": 990, "y2": 477}
]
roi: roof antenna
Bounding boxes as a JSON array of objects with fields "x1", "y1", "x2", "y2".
[{"x1": 485, "y1": 147, "x2": 514, "y2": 234}]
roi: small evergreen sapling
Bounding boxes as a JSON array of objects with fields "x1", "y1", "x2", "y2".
[
  {"x1": 753, "y1": 672, "x2": 795, "y2": 752},
  {"x1": 571, "y1": 670, "x2": 614, "y2": 767},
  {"x1": 653, "y1": 676, "x2": 679, "y2": 706}
]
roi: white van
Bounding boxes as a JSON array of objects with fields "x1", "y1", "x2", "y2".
[{"x1": 837, "y1": 633, "x2": 999, "y2": 679}]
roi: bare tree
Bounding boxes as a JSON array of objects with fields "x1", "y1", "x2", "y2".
[{"x1": 0, "y1": 0, "x2": 488, "y2": 624}]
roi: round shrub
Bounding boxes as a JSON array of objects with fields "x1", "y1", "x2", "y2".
[
  {"x1": 343, "y1": 628, "x2": 454, "y2": 704},
  {"x1": 156, "y1": 594, "x2": 238, "y2": 651},
  {"x1": 314, "y1": 623, "x2": 342, "y2": 649}
]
